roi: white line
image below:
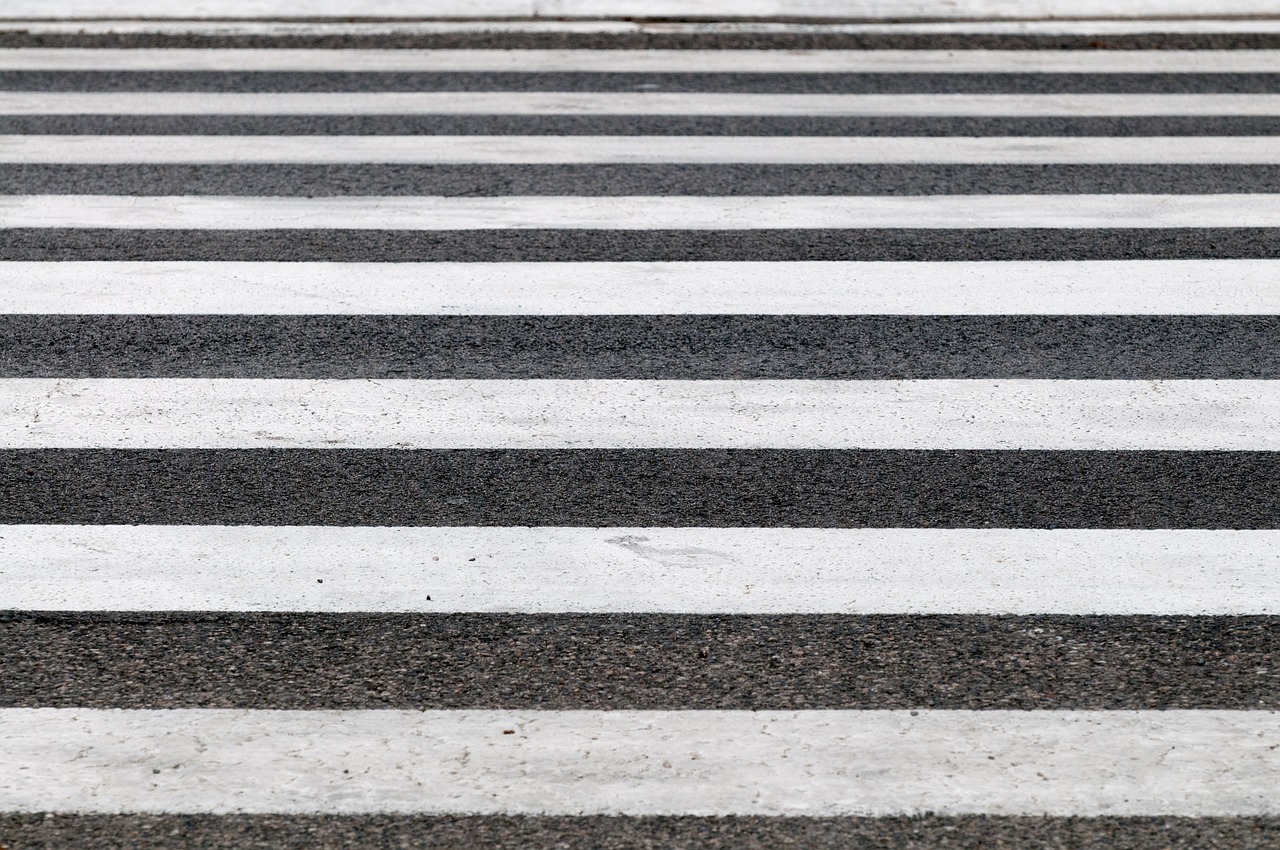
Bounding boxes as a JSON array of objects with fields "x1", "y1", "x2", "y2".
[
  {"x1": 1, "y1": 1, "x2": 1275, "y2": 22},
  {"x1": 3, "y1": 709, "x2": 1277, "y2": 816},
  {"x1": 11, "y1": 19, "x2": 1280, "y2": 35},
  {"x1": 4, "y1": 260, "x2": 1278, "y2": 315},
  {"x1": 6, "y1": 135, "x2": 1280, "y2": 165},
  {"x1": 4, "y1": 526, "x2": 1277, "y2": 614},
  {"x1": 7, "y1": 48, "x2": 1280, "y2": 73},
  {"x1": 3, "y1": 92, "x2": 1278, "y2": 116},
  {"x1": 4, "y1": 379, "x2": 1278, "y2": 450},
  {"x1": 3, "y1": 193, "x2": 1277, "y2": 229}
]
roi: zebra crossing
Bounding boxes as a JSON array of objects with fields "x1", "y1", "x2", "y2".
[{"x1": 2, "y1": 17, "x2": 1280, "y2": 849}]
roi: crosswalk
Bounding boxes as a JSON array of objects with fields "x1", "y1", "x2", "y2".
[{"x1": 2, "y1": 18, "x2": 1280, "y2": 849}]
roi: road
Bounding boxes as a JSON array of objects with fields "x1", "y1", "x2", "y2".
[{"x1": 1, "y1": 16, "x2": 1279, "y2": 850}]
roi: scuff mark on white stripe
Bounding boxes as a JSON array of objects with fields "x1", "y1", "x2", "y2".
[
  {"x1": 3, "y1": 260, "x2": 1277, "y2": 315},
  {"x1": 3, "y1": 526, "x2": 1276, "y2": 614},
  {"x1": 3, "y1": 194, "x2": 1277, "y2": 229},
  {"x1": 5, "y1": 48, "x2": 1280, "y2": 73},
  {"x1": 5, "y1": 135, "x2": 1279, "y2": 165},
  {"x1": 2, "y1": 92, "x2": 1278, "y2": 116},
  {"x1": 2, "y1": 709, "x2": 1277, "y2": 815},
  {"x1": 3, "y1": 379, "x2": 1278, "y2": 450}
]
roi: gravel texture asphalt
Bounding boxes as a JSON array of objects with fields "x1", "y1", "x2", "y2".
[
  {"x1": 4, "y1": 814, "x2": 1280, "y2": 850},
  {"x1": 3, "y1": 448, "x2": 1279, "y2": 527},
  {"x1": 3, "y1": 314, "x2": 1278, "y2": 378},
  {"x1": 4, "y1": 612, "x2": 1276, "y2": 710}
]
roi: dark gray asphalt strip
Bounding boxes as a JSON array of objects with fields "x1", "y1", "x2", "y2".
[
  {"x1": 5, "y1": 814, "x2": 1278, "y2": 850},
  {"x1": 7, "y1": 70, "x2": 1280, "y2": 94},
  {"x1": 1, "y1": 449, "x2": 1275, "y2": 528},
  {"x1": 6, "y1": 228, "x2": 1278, "y2": 261},
  {"x1": 8, "y1": 163, "x2": 1280, "y2": 196},
  {"x1": 3, "y1": 613, "x2": 1276, "y2": 710},
  {"x1": 5, "y1": 31, "x2": 1280, "y2": 50},
  {"x1": 4, "y1": 315, "x2": 1277, "y2": 380},
  {"x1": 12, "y1": 612, "x2": 1280, "y2": 710},
  {"x1": 3, "y1": 814, "x2": 1278, "y2": 850},
  {"x1": 8, "y1": 114, "x2": 1280, "y2": 136}
]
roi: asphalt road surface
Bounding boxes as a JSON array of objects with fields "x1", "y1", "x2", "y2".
[{"x1": 2, "y1": 18, "x2": 1280, "y2": 850}]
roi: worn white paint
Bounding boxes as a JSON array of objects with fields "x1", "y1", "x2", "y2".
[
  {"x1": 7, "y1": 135, "x2": 1280, "y2": 165},
  {"x1": 12, "y1": 19, "x2": 1280, "y2": 35},
  {"x1": 3, "y1": 379, "x2": 1278, "y2": 450},
  {"x1": 6, "y1": 48, "x2": 1280, "y2": 73},
  {"x1": 4, "y1": 92, "x2": 1279, "y2": 116},
  {"x1": 0, "y1": 1, "x2": 1274, "y2": 22},
  {"x1": 4, "y1": 193, "x2": 1278, "y2": 229},
  {"x1": 2, "y1": 260, "x2": 1279, "y2": 315},
  {"x1": 3, "y1": 525, "x2": 1277, "y2": 614},
  {"x1": 3, "y1": 709, "x2": 1277, "y2": 815}
]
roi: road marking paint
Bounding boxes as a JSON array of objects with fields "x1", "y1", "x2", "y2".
[
  {"x1": 10, "y1": 19, "x2": 1280, "y2": 35},
  {"x1": 4, "y1": 525, "x2": 1276, "y2": 614},
  {"x1": 4, "y1": 193, "x2": 1278, "y2": 229},
  {"x1": 5, "y1": 135, "x2": 1279, "y2": 164},
  {"x1": 3, "y1": 709, "x2": 1277, "y2": 815},
  {"x1": 3, "y1": 92, "x2": 1279, "y2": 116},
  {"x1": 2, "y1": 260, "x2": 1278, "y2": 315},
  {"x1": 5, "y1": 48, "x2": 1280, "y2": 73},
  {"x1": 1, "y1": 0, "x2": 1275, "y2": 21},
  {"x1": 3, "y1": 379, "x2": 1278, "y2": 450}
]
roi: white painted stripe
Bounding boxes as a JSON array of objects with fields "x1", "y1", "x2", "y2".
[
  {"x1": 4, "y1": 379, "x2": 1277, "y2": 450},
  {"x1": 3, "y1": 709, "x2": 1277, "y2": 816},
  {"x1": 4, "y1": 526, "x2": 1276, "y2": 614},
  {"x1": 7, "y1": 135, "x2": 1280, "y2": 165},
  {"x1": 4, "y1": 260, "x2": 1278, "y2": 316},
  {"x1": 2, "y1": 92, "x2": 1277, "y2": 117},
  {"x1": 0, "y1": 1, "x2": 1273, "y2": 22},
  {"x1": 12, "y1": 19, "x2": 1280, "y2": 36},
  {"x1": 6, "y1": 48, "x2": 1280, "y2": 73},
  {"x1": 3, "y1": 193, "x2": 1277, "y2": 230}
]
